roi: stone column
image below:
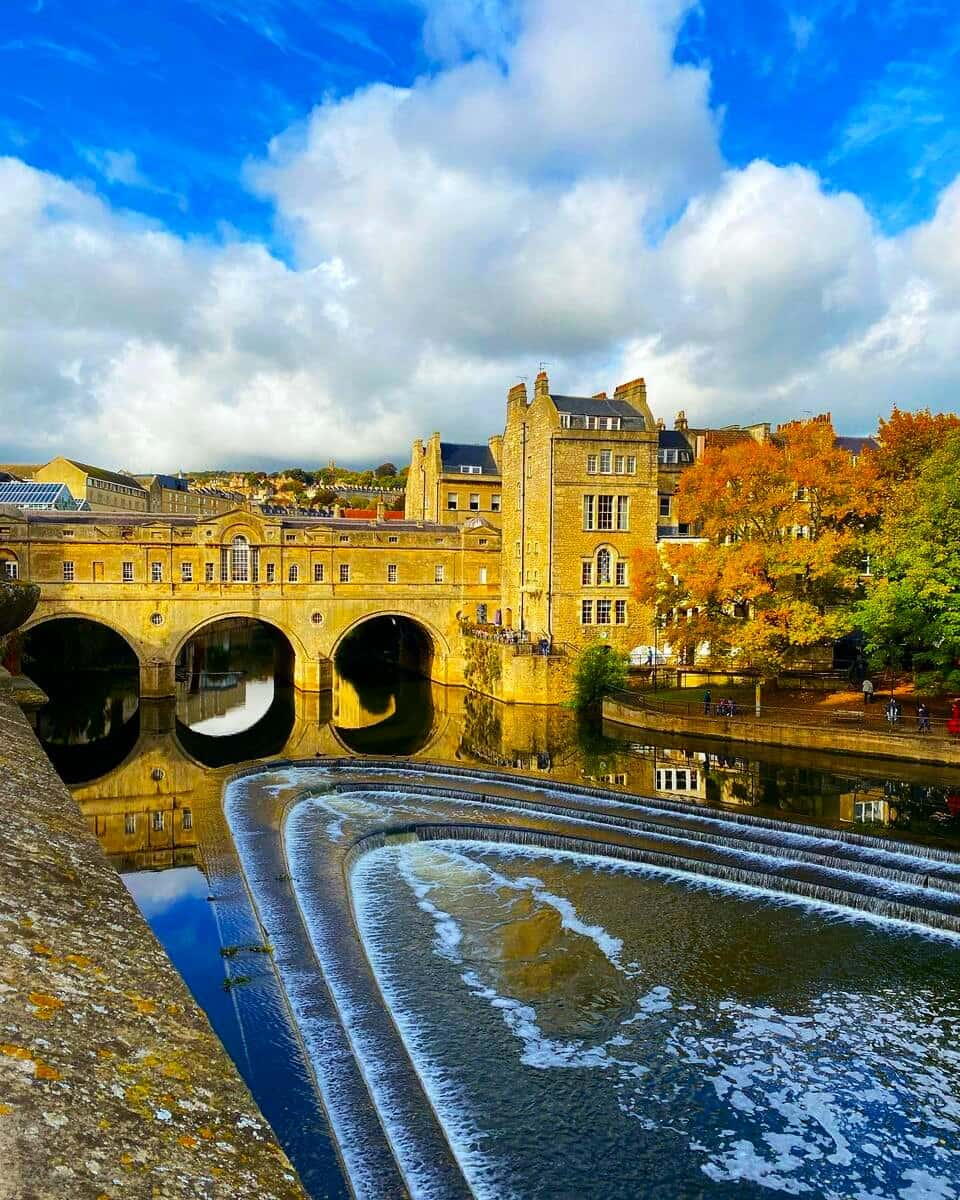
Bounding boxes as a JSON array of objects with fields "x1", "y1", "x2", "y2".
[{"x1": 140, "y1": 657, "x2": 177, "y2": 699}]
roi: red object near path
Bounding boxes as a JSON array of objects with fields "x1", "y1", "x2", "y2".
[{"x1": 948, "y1": 701, "x2": 960, "y2": 738}]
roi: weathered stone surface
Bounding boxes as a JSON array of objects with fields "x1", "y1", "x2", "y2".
[
  {"x1": 0, "y1": 579, "x2": 39, "y2": 637},
  {"x1": 0, "y1": 693, "x2": 307, "y2": 1199}
]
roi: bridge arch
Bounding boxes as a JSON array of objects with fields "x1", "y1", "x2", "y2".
[
  {"x1": 170, "y1": 611, "x2": 311, "y2": 668},
  {"x1": 21, "y1": 610, "x2": 146, "y2": 666},
  {"x1": 329, "y1": 610, "x2": 451, "y2": 665}
]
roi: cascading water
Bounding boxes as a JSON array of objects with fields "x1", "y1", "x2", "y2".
[{"x1": 222, "y1": 765, "x2": 960, "y2": 1200}]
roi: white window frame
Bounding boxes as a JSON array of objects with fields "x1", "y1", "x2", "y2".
[
  {"x1": 596, "y1": 599, "x2": 612, "y2": 625},
  {"x1": 122, "y1": 561, "x2": 134, "y2": 583},
  {"x1": 387, "y1": 563, "x2": 398, "y2": 583},
  {"x1": 150, "y1": 561, "x2": 163, "y2": 583},
  {"x1": 491, "y1": 494, "x2": 501, "y2": 512},
  {"x1": 288, "y1": 563, "x2": 300, "y2": 583},
  {"x1": 180, "y1": 562, "x2": 193, "y2": 583},
  {"x1": 447, "y1": 492, "x2": 458, "y2": 510},
  {"x1": 339, "y1": 563, "x2": 350, "y2": 583},
  {"x1": 62, "y1": 560, "x2": 75, "y2": 582},
  {"x1": 314, "y1": 562, "x2": 325, "y2": 583},
  {"x1": 581, "y1": 599, "x2": 593, "y2": 624},
  {"x1": 434, "y1": 564, "x2": 445, "y2": 584}
]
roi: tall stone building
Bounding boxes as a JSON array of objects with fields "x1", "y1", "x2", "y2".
[{"x1": 408, "y1": 371, "x2": 659, "y2": 655}]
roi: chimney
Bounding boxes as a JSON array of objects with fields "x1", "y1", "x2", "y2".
[
  {"x1": 508, "y1": 381, "x2": 528, "y2": 406},
  {"x1": 488, "y1": 434, "x2": 503, "y2": 470},
  {"x1": 613, "y1": 377, "x2": 647, "y2": 408},
  {"x1": 674, "y1": 410, "x2": 688, "y2": 431},
  {"x1": 534, "y1": 370, "x2": 550, "y2": 399},
  {"x1": 592, "y1": 391, "x2": 608, "y2": 400},
  {"x1": 656, "y1": 417, "x2": 665, "y2": 431}
]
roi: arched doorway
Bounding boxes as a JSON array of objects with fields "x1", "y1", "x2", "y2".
[
  {"x1": 332, "y1": 615, "x2": 437, "y2": 755},
  {"x1": 173, "y1": 617, "x2": 295, "y2": 766},
  {"x1": 21, "y1": 617, "x2": 141, "y2": 784}
]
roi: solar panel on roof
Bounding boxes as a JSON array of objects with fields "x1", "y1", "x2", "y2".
[{"x1": 0, "y1": 481, "x2": 77, "y2": 509}]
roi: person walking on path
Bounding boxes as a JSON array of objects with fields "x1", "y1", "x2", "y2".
[
  {"x1": 886, "y1": 696, "x2": 901, "y2": 728},
  {"x1": 862, "y1": 678, "x2": 875, "y2": 705},
  {"x1": 703, "y1": 689, "x2": 711, "y2": 716},
  {"x1": 917, "y1": 703, "x2": 931, "y2": 734}
]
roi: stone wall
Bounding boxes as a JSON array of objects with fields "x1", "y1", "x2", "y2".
[
  {"x1": 0, "y1": 691, "x2": 306, "y2": 1198},
  {"x1": 603, "y1": 694, "x2": 960, "y2": 767}
]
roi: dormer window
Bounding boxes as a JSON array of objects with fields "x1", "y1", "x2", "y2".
[{"x1": 459, "y1": 464, "x2": 482, "y2": 474}]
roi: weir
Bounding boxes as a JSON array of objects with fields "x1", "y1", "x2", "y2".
[{"x1": 221, "y1": 758, "x2": 960, "y2": 1198}]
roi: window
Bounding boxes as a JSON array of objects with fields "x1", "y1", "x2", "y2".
[
  {"x1": 288, "y1": 564, "x2": 300, "y2": 583},
  {"x1": 583, "y1": 495, "x2": 595, "y2": 530},
  {"x1": 314, "y1": 562, "x2": 325, "y2": 583},
  {"x1": 597, "y1": 495, "x2": 614, "y2": 530},
  {"x1": 586, "y1": 454, "x2": 598, "y2": 474},
  {"x1": 459, "y1": 464, "x2": 482, "y2": 474},
  {"x1": 614, "y1": 455, "x2": 625, "y2": 473},
  {"x1": 478, "y1": 538, "x2": 488, "y2": 545},
  {"x1": 2, "y1": 559, "x2": 17, "y2": 580},
  {"x1": 469, "y1": 493, "x2": 480, "y2": 511},
  {"x1": 491, "y1": 494, "x2": 501, "y2": 512},
  {"x1": 180, "y1": 562, "x2": 193, "y2": 583},
  {"x1": 124, "y1": 814, "x2": 136, "y2": 835},
  {"x1": 182, "y1": 808, "x2": 193, "y2": 831},
  {"x1": 581, "y1": 560, "x2": 593, "y2": 586},
  {"x1": 339, "y1": 534, "x2": 349, "y2": 544},
  {"x1": 388, "y1": 534, "x2": 399, "y2": 543},
  {"x1": 581, "y1": 599, "x2": 593, "y2": 624},
  {"x1": 152, "y1": 811, "x2": 165, "y2": 832},
  {"x1": 596, "y1": 599, "x2": 612, "y2": 624},
  {"x1": 659, "y1": 496, "x2": 671, "y2": 518},
  {"x1": 447, "y1": 492, "x2": 458, "y2": 510},
  {"x1": 150, "y1": 612, "x2": 164, "y2": 626},
  {"x1": 339, "y1": 563, "x2": 350, "y2": 583},
  {"x1": 265, "y1": 562, "x2": 275, "y2": 583},
  {"x1": 477, "y1": 603, "x2": 488, "y2": 623},
  {"x1": 228, "y1": 535, "x2": 248, "y2": 582},
  {"x1": 626, "y1": 456, "x2": 636, "y2": 473},
  {"x1": 615, "y1": 560, "x2": 626, "y2": 587},
  {"x1": 122, "y1": 561, "x2": 134, "y2": 583},
  {"x1": 597, "y1": 548, "x2": 612, "y2": 584},
  {"x1": 62, "y1": 560, "x2": 75, "y2": 582},
  {"x1": 479, "y1": 566, "x2": 487, "y2": 584},
  {"x1": 599, "y1": 449, "x2": 612, "y2": 474},
  {"x1": 151, "y1": 561, "x2": 163, "y2": 583},
  {"x1": 615, "y1": 599, "x2": 627, "y2": 624},
  {"x1": 204, "y1": 562, "x2": 215, "y2": 582},
  {"x1": 387, "y1": 563, "x2": 398, "y2": 583},
  {"x1": 434, "y1": 564, "x2": 445, "y2": 583},
  {"x1": 616, "y1": 496, "x2": 629, "y2": 531}
]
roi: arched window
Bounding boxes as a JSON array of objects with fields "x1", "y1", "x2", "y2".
[
  {"x1": 231, "y1": 535, "x2": 249, "y2": 583},
  {"x1": 596, "y1": 547, "x2": 612, "y2": 585}
]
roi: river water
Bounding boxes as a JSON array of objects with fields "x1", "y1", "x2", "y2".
[{"x1": 22, "y1": 620, "x2": 960, "y2": 1199}]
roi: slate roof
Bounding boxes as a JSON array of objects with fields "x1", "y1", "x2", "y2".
[
  {"x1": 834, "y1": 435, "x2": 878, "y2": 455},
  {"x1": 439, "y1": 442, "x2": 500, "y2": 475},
  {"x1": 658, "y1": 429, "x2": 693, "y2": 450},
  {"x1": 65, "y1": 459, "x2": 148, "y2": 492},
  {"x1": 551, "y1": 395, "x2": 637, "y2": 418}
]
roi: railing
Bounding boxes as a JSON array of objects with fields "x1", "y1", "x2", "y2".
[
  {"x1": 460, "y1": 623, "x2": 571, "y2": 657},
  {"x1": 606, "y1": 688, "x2": 952, "y2": 741}
]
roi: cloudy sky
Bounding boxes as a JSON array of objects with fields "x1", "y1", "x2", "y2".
[{"x1": 2, "y1": 0, "x2": 959, "y2": 470}]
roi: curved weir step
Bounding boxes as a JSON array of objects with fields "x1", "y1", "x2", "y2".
[
  {"x1": 331, "y1": 783, "x2": 960, "y2": 933},
  {"x1": 223, "y1": 760, "x2": 960, "y2": 1199},
  {"x1": 327, "y1": 758, "x2": 960, "y2": 868}
]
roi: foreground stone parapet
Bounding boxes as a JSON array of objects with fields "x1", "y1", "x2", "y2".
[{"x1": 0, "y1": 693, "x2": 307, "y2": 1199}]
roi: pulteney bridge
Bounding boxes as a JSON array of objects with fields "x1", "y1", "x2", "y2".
[{"x1": 2, "y1": 506, "x2": 502, "y2": 697}]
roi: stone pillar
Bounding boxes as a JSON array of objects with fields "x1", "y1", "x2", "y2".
[
  {"x1": 140, "y1": 658, "x2": 177, "y2": 699},
  {"x1": 293, "y1": 654, "x2": 326, "y2": 693}
]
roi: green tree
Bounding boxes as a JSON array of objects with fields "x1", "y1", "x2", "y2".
[
  {"x1": 571, "y1": 642, "x2": 628, "y2": 711},
  {"x1": 858, "y1": 430, "x2": 960, "y2": 689},
  {"x1": 375, "y1": 462, "x2": 398, "y2": 477}
]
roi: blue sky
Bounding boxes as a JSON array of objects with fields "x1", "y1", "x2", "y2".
[{"x1": 2, "y1": 0, "x2": 959, "y2": 467}]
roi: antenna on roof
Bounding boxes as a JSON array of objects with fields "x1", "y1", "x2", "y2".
[{"x1": 538, "y1": 361, "x2": 550, "y2": 373}]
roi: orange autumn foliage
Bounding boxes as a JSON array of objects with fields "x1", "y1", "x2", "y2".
[{"x1": 633, "y1": 418, "x2": 878, "y2": 676}]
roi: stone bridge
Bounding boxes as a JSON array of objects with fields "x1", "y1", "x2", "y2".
[{"x1": 4, "y1": 506, "x2": 505, "y2": 696}]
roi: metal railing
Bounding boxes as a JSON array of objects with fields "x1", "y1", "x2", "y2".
[{"x1": 606, "y1": 688, "x2": 952, "y2": 741}]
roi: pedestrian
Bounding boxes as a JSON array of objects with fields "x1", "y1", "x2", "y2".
[
  {"x1": 646, "y1": 648, "x2": 653, "y2": 668},
  {"x1": 917, "y1": 703, "x2": 931, "y2": 734},
  {"x1": 703, "y1": 689, "x2": 711, "y2": 715},
  {"x1": 886, "y1": 696, "x2": 900, "y2": 727},
  {"x1": 862, "y1": 678, "x2": 875, "y2": 705}
]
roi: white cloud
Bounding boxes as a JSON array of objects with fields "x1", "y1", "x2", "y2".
[{"x1": 3, "y1": 0, "x2": 960, "y2": 470}]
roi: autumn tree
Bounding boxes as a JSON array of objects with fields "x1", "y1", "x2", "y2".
[
  {"x1": 874, "y1": 406, "x2": 960, "y2": 488},
  {"x1": 858, "y1": 430, "x2": 960, "y2": 688},
  {"x1": 632, "y1": 418, "x2": 877, "y2": 678}
]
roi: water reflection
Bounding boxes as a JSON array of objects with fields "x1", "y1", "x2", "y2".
[{"x1": 332, "y1": 666, "x2": 435, "y2": 756}]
